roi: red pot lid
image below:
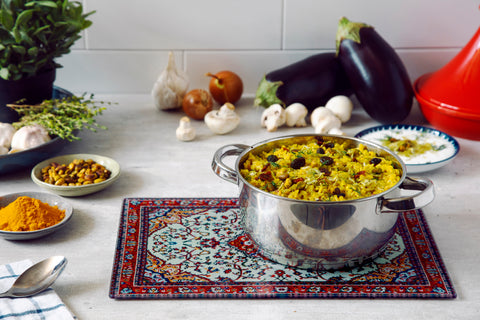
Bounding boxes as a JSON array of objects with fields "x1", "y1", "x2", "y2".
[{"x1": 416, "y1": 26, "x2": 480, "y2": 116}]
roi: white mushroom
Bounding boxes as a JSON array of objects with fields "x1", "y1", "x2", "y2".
[
  {"x1": 0, "y1": 122, "x2": 16, "y2": 149},
  {"x1": 176, "y1": 117, "x2": 196, "y2": 141},
  {"x1": 261, "y1": 104, "x2": 286, "y2": 132},
  {"x1": 327, "y1": 127, "x2": 345, "y2": 136},
  {"x1": 285, "y1": 103, "x2": 308, "y2": 127},
  {"x1": 204, "y1": 103, "x2": 240, "y2": 135},
  {"x1": 310, "y1": 107, "x2": 342, "y2": 134},
  {"x1": 325, "y1": 95, "x2": 353, "y2": 123},
  {"x1": 311, "y1": 107, "x2": 332, "y2": 127},
  {"x1": 10, "y1": 124, "x2": 51, "y2": 152}
]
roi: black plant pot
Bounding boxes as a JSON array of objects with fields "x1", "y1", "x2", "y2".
[{"x1": 0, "y1": 68, "x2": 56, "y2": 123}]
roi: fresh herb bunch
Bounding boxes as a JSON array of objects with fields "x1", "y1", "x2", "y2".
[
  {"x1": 0, "y1": 0, "x2": 95, "y2": 81},
  {"x1": 10, "y1": 94, "x2": 109, "y2": 141}
]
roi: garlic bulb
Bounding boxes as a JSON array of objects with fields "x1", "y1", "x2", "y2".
[
  {"x1": 152, "y1": 51, "x2": 189, "y2": 111},
  {"x1": 0, "y1": 146, "x2": 8, "y2": 155},
  {"x1": 10, "y1": 124, "x2": 51, "y2": 152},
  {"x1": 0, "y1": 122, "x2": 15, "y2": 149}
]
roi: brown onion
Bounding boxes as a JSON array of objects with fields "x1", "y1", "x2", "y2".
[
  {"x1": 182, "y1": 89, "x2": 213, "y2": 120},
  {"x1": 206, "y1": 71, "x2": 243, "y2": 105}
]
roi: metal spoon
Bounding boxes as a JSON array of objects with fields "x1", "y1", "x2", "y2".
[{"x1": 0, "y1": 256, "x2": 67, "y2": 298}]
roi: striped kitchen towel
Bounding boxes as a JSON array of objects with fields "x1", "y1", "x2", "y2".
[{"x1": 0, "y1": 259, "x2": 74, "y2": 320}]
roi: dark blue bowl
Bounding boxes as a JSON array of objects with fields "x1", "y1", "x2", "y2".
[{"x1": 0, "y1": 87, "x2": 74, "y2": 175}]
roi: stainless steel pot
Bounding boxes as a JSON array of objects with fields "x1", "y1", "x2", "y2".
[{"x1": 212, "y1": 134, "x2": 435, "y2": 270}]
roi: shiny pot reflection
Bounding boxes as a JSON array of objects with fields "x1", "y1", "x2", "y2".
[{"x1": 213, "y1": 134, "x2": 435, "y2": 270}]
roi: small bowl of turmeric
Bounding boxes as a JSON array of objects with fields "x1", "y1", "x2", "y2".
[
  {"x1": 0, "y1": 191, "x2": 73, "y2": 240},
  {"x1": 31, "y1": 154, "x2": 120, "y2": 197}
]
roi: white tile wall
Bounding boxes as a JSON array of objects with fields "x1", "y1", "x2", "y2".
[{"x1": 55, "y1": 0, "x2": 480, "y2": 96}]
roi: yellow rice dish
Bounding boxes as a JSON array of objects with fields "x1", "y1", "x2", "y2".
[{"x1": 240, "y1": 136, "x2": 402, "y2": 201}]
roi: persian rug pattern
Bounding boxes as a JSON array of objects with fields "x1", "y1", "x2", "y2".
[{"x1": 110, "y1": 198, "x2": 455, "y2": 299}]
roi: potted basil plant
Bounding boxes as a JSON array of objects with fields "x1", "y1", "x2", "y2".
[{"x1": 0, "y1": 0, "x2": 94, "y2": 123}]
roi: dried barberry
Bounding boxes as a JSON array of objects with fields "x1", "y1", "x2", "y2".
[
  {"x1": 292, "y1": 177, "x2": 304, "y2": 184},
  {"x1": 258, "y1": 172, "x2": 273, "y2": 181}
]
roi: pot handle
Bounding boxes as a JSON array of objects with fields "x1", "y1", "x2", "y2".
[
  {"x1": 212, "y1": 144, "x2": 250, "y2": 184},
  {"x1": 377, "y1": 176, "x2": 435, "y2": 214}
]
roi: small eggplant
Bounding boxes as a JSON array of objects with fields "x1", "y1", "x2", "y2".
[
  {"x1": 336, "y1": 17, "x2": 413, "y2": 124},
  {"x1": 254, "y1": 52, "x2": 351, "y2": 111}
]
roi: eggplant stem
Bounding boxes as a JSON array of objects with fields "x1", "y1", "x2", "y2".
[
  {"x1": 335, "y1": 17, "x2": 371, "y2": 56},
  {"x1": 254, "y1": 75, "x2": 284, "y2": 108}
]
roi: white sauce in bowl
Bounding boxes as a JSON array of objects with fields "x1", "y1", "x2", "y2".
[
  {"x1": 355, "y1": 125, "x2": 459, "y2": 175},
  {"x1": 360, "y1": 129, "x2": 456, "y2": 165}
]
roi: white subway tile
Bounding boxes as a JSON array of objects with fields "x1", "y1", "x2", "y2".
[
  {"x1": 57, "y1": 0, "x2": 475, "y2": 94},
  {"x1": 71, "y1": 31, "x2": 86, "y2": 50},
  {"x1": 284, "y1": 0, "x2": 479, "y2": 49},
  {"x1": 85, "y1": 0, "x2": 282, "y2": 50},
  {"x1": 185, "y1": 50, "x2": 332, "y2": 97},
  {"x1": 55, "y1": 51, "x2": 184, "y2": 94},
  {"x1": 55, "y1": 49, "x2": 460, "y2": 95},
  {"x1": 398, "y1": 48, "x2": 457, "y2": 81}
]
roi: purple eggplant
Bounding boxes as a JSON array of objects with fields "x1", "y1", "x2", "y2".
[
  {"x1": 336, "y1": 17, "x2": 413, "y2": 124},
  {"x1": 254, "y1": 52, "x2": 351, "y2": 111}
]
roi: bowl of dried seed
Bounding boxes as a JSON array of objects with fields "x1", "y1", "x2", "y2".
[{"x1": 31, "y1": 154, "x2": 120, "y2": 197}]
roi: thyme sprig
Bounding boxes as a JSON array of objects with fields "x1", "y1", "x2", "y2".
[{"x1": 8, "y1": 94, "x2": 110, "y2": 142}]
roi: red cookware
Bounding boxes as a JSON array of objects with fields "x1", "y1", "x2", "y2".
[{"x1": 414, "y1": 25, "x2": 480, "y2": 140}]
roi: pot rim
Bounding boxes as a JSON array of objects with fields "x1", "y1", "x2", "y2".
[{"x1": 234, "y1": 133, "x2": 407, "y2": 204}]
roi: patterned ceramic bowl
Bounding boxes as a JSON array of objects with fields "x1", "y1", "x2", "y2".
[{"x1": 355, "y1": 124, "x2": 459, "y2": 173}]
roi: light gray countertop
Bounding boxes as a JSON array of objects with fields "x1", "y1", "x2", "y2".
[{"x1": 1, "y1": 94, "x2": 479, "y2": 319}]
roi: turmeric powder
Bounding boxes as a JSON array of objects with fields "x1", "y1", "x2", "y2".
[{"x1": 0, "y1": 196, "x2": 65, "y2": 232}]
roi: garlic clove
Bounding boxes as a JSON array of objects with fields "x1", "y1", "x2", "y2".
[
  {"x1": 176, "y1": 117, "x2": 196, "y2": 141},
  {"x1": 152, "y1": 51, "x2": 190, "y2": 111},
  {"x1": 205, "y1": 103, "x2": 241, "y2": 135},
  {"x1": 0, "y1": 122, "x2": 16, "y2": 149},
  {"x1": 10, "y1": 124, "x2": 51, "y2": 151}
]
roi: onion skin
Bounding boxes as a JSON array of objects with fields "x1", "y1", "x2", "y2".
[
  {"x1": 336, "y1": 17, "x2": 413, "y2": 124},
  {"x1": 182, "y1": 89, "x2": 213, "y2": 120},
  {"x1": 206, "y1": 71, "x2": 243, "y2": 105},
  {"x1": 254, "y1": 53, "x2": 352, "y2": 112}
]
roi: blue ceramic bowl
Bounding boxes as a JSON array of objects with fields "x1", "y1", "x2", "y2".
[
  {"x1": 0, "y1": 87, "x2": 73, "y2": 175},
  {"x1": 355, "y1": 124, "x2": 460, "y2": 173}
]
